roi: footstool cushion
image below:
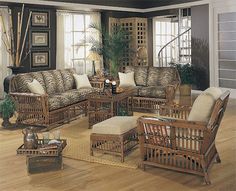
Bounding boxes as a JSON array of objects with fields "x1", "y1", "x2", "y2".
[
  {"x1": 90, "y1": 116, "x2": 139, "y2": 162},
  {"x1": 92, "y1": 116, "x2": 139, "y2": 135}
]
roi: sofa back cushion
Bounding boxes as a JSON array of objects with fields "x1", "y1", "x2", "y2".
[
  {"x1": 158, "y1": 67, "x2": 178, "y2": 86},
  {"x1": 13, "y1": 73, "x2": 34, "y2": 93},
  {"x1": 60, "y1": 69, "x2": 76, "y2": 91},
  {"x1": 51, "y1": 70, "x2": 65, "y2": 93},
  {"x1": 125, "y1": 66, "x2": 148, "y2": 86},
  {"x1": 31, "y1": 72, "x2": 47, "y2": 91},
  {"x1": 147, "y1": 67, "x2": 161, "y2": 86},
  {"x1": 41, "y1": 71, "x2": 58, "y2": 95}
]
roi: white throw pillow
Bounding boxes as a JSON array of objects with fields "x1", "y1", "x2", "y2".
[
  {"x1": 118, "y1": 72, "x2": 136, "y2": 87},
  {"x1": 188, "y1": 90, "x2": 222, "y2": 123},
  {"x1": 73, "y1": 74, "x2": 92, "y2": 89},
  {"x1": 27, "y1": 79, "x2": 45, "y2": 95}
]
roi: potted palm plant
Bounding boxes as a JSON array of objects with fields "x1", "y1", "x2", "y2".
[
  {"x1": 0, "y1": 94, "x2": 16, "y2": 127},
  {"x1": 169, "y1": 63, "x2": 195, "y2": 96},
  {"x1": 88, "y1": 23, "x2": 131, "y2": 78}
]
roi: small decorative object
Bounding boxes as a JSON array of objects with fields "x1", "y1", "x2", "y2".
[
  {"x1": 31, "y1": 51, "x2": 49, "y2": 68},
  {"x1": 31, "y1": 11, "x2": 49, "y2": 27},
  {"x1": 104, "y1": 79, "x2": 110, "y2": 89},
  {"x1": 22, "y1": 127, "x2": 38, "y2": 149},
  {"x1": 111, "y1": 81, "x2": 117, "y2": 94},
  {"x1": 31, "y1": 31, "x2": 49, "y2": 47},
  {"x1": 0, "y1": 94, "x2": 16, "y2": 127}
]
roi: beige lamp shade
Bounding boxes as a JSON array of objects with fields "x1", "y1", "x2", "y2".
[
  {"x1": 137, "y1": 47, "x2": 147, "y2": 59},
  {"x1": 87, "y1": 51, "x2": 101, "y2": 61}
]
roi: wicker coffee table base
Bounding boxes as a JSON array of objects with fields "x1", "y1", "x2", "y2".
[{"x1": 90, "y1": 128, "x2": 138, "y2": 162}]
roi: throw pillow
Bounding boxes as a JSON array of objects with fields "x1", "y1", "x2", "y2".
[
  {"x1": 73, "y1": 74, "x2": 92, "y2": 89},
  {"x1": 118, "y1": 72, "x2": 136, "y2": 87},
  {"x1": 188, "y1": 90, "x2": 221, "y2": 122},
  {"x1": 204, "y1": 87, "x2": 222, "y2": 100},
  {"x1": 27, "y1": 79, "x2": 45, "y2": 95}
]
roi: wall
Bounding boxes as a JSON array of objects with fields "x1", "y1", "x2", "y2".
[
  {"x1": 191, "y1": 4, "x2": 209, "y2": 90},
  {"x1": 9, "y1": 4, "x2": 56, "y2": 73}
]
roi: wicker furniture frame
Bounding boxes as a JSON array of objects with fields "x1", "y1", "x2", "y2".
[
  {"x1": 90, "y1": 128, "x2": 138, "y2": 162},
  {"x1": 137, "y1": 91, "x2": 230, "y2": 184},
  {"x1": 88, "y1": 88, "x2": 134, "y2": 127},
  {"x1": 10, "y1": 92, "x2": 88, "y2": 129}
]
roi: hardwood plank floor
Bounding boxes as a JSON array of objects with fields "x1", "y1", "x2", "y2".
[{"x1": 0, "y1": 98, "x2": 235, "y2": 191}]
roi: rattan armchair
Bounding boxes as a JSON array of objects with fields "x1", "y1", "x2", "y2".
[{"x1": 137, "y1": 90, "x2": 230, "y2": 184}]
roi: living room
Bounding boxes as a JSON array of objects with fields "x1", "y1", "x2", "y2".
[{"x1": 0, "y1": 0, "x2": 235, "y2": 190}]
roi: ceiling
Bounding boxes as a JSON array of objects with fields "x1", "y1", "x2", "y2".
[{"x1": 44, "y1": 0, "x2": 201, "y2": 9}]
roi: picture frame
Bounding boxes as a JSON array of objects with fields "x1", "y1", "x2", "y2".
[
  {"x1": 31, "y1": 11, "x2": 49, "y2": 27},
  {"x1": 31, "y1": 31, "x2": 49, "y2": 47},
  {"x1": 31, "y1": 51, "x2": 49, "y2": 68}
]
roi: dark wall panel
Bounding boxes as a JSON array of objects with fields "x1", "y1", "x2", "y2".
[{"x1": 191, "y1": 4, "x2": 209, "y2": 90}]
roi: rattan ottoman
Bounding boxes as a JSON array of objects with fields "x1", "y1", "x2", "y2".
[{"x1": 90, "y1": 116, "x2": 138, "y2": 162}]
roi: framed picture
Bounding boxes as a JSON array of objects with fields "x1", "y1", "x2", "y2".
[
  {"x1": 31, "y1": 31, "x2": 49, "y2": 47},
  {"x1": 31, "y1": 51, "x2": 49, "y2": 68},
  {"x1": 31, "y1": 11, "x2": 49, "y2": 27}
]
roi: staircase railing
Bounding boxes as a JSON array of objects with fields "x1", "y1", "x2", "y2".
[{"x1": 158, "y1": 27, "x2": 191, "y2": 67}]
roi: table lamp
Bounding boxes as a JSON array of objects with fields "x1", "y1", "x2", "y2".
[{"x1": 87, "y1": 51, "x2": 101, "y2": 76}]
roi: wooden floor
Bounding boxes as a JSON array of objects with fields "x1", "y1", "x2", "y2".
[{"x1": 0, "y1": 97, "x2": 236, "y2": 191}]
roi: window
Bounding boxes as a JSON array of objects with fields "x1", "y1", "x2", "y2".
[
  {"x1": 57, "y1": 11, "x2": 100, "y2": 74},
  {"x1": 153, "y1": 18, "x2": 178, "y2": 66}
]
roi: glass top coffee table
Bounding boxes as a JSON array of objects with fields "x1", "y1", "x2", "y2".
[{"x1": 87, "y1": 88, "x2": 135, "y2": 127}]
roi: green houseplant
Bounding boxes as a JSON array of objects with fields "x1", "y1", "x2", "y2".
[
  {"x1": 89, "y1": 23, "x2": 131, "y2": 78},
  {"x1": 169, "y1": 63, "x2": 195, "y2": 95},
  {"x1": 0, "y1": 94, "x2": 16, "y2": 127}
]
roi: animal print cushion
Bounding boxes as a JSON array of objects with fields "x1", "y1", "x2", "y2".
[
  {"x1": 41, "y1": 71, "x2": 57, "y2": 95},
  {"x1": 139, "y1": 86, "x2": 166, "y2": 99},
  {"x1": 125, "y1": 66, "x2": 148, "y2": 86},
  {"x1": 158, "y1": 68, "x2": 177, "y2": 86},
  {"x1": 51, "y1": 70, "x2": 65, "y2": 93},
  {"x1": 60, "y1": 69, "x2": 76, "y2": 91},
  {"x1": 147, "y1": 67, "x2": 160, "y2": 86},
  {"x1": 14, "y1": 73, "x2": 33, "y2": 93}
]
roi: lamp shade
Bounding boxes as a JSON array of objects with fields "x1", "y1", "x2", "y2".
[
  {"x1": 137, "y1": 47, "x2": 147, "y2": 59},
  {"x1": 87, "y1": 51, "x2": 101, "y2": 61}
]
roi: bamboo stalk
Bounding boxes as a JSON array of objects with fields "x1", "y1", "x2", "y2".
[
  {"x1": 9, "y1": 9, "x2": 15, "y2": 64},
  {"x1": 19, "y1": 11, "x2": 32, "y2": 65},
  {"x1": 15, "y1": 12, "x2": 21, "y2": 67},
  {"x1": 0, "y1": 12, "x2": 13, "y2": 63}
]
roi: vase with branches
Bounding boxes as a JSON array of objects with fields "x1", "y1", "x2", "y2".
[
  {"x1": 0, "y1": 4, "x2": 32, "y2": 69},
  {"x1": 88, "y1": 23, "x2": 131, "y2": 78}
]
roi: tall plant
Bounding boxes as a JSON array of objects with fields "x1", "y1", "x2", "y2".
[{"x1": 88, "y1": 23, "x2": 130, "y2": 78}]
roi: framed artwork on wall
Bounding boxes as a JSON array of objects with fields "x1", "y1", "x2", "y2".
[
  {"x1": 31, "y1": 11, "x2": 49, "y2": 27},
  {"x1": 31, "y1": 31, "x2": 49, "y2": 47},
  {"x1": 31, "y1": 51, "x2": 49, "y2": 68}
]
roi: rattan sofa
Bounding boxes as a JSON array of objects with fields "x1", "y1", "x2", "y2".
[
  {"x1": 125, "y1": 66, "x2": 180, "y2": 111},
  {"x1": 137, "y1": 89, "x2": 230, "y2": 184},
  {"x1": 10, "y1": 68, "x2": 99, "y2": 128}
]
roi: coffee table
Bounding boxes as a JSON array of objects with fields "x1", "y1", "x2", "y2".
[{"x1": 87, "y1": 88, "x2": 134, "y2": 127}]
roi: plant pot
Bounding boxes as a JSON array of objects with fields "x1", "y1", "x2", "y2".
[{"x1": 179, "y1": 84, "x2": 192, "y2": 96}]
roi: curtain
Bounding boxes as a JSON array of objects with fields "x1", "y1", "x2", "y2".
[
  {"x1": 56, "y1": 11, "x2": 101, "y2": 72},
  {"x1": 0, "y1": 7, "x2": 11, "y2": 99}
]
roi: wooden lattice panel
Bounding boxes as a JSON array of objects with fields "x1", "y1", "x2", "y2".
[{"x1": 109, "y1": 17, "x2": 148, "y2": 71}]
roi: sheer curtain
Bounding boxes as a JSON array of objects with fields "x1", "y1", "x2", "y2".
[
  {"x1": 0, "y1": 7, "x2": 11, "y2": 99},
  {"x1": 56, "y1": 11, "x2": 101, "y2": 73}
]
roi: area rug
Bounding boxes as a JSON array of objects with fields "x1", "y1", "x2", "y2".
[{"x1": 39, "y1": 114, "x2": 154, "y2": 169}]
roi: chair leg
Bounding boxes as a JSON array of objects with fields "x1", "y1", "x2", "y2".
[
  {"x1": 216, "y1": 153, "x2": 221, "y2": 163},
  {"x1": 204, "y1": 172, "x2": 211, "y2": 185}
]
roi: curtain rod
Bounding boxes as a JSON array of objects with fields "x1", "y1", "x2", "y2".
[{"x1": 57, "y1": 9, "x2": 100, "y2": 14}]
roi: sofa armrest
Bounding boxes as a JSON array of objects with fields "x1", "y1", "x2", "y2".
[{"x1": 10, "y1": 92, "x2": 49, "y2": 125}]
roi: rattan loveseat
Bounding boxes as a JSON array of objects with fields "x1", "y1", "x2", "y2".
[
  {"x1": 10, "y1": 68, "x2": 99, "y2": 128},
  {"x1": 137, "y1": 89, "x2": 230, "y2": 184},
  {"x1": 125, "y1": 66, "x2": 180, "y2": 111}
]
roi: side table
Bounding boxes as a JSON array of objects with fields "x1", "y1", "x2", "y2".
[{"x1": 17, "y1": 139, "x2": 67, "y2": 174}]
